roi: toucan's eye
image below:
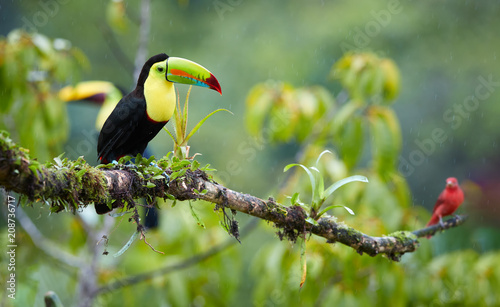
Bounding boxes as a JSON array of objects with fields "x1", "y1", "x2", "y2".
[{"x1": 157, "y1": 66, "x2": 164, "y2": 73}]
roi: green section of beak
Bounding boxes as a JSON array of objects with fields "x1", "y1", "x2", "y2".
[{"x1": 166, "y1": 57, "x2": 222, "y2": 94}]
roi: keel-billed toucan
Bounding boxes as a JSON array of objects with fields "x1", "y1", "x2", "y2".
[{"x1": 95, "y1": 53, "x2": 221, "y2": 214}]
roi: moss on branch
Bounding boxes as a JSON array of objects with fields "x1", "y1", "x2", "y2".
[{"x1": 0, "y1": 132, "x2": 466, "y2": 260}]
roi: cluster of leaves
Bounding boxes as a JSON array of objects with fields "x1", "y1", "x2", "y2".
[
  {"x1": 0, "y1": 30, "x2": 88, "y2": 162},
  {"x1": 246, "y1": 82, "x2": 334, "y2": 143},
  {"x1": 250, "y1": 234, "x2": 500, "y2": 306},
  {"x1": 44, "y1": 154, "x2": 98, "y2": 213},
  {"x1": 245, "y1": 52, "x2": 416, "y2": 288},
  {"x1": 246, "y1": 53, "x2": 411, "y2": 225}
]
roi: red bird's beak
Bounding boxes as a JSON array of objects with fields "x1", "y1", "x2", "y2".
[{"x1": 446, "y1": 181, "x2": 455, "y2": 188}]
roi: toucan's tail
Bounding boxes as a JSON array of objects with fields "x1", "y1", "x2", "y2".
[{"x1": 95, "y1": 202, "x2": 113, "y2": 214}]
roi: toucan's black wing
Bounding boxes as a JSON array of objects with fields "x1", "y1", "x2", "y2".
[
  {"x1": 98, "y1": 93, "x2": 145, "y2": 163},
  {"x1": 97, "y1": 93, "x2": 167, "y2": 163}
]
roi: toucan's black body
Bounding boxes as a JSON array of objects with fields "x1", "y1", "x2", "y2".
[
  {"x1": 97, "y1": 54, "x2": 168, "y2": 164},
  {"x1": 97, "y1": 93, "x2": 166, "y2": 163}
]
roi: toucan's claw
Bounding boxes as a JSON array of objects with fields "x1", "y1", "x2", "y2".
[
  {"x1": 150, "y1": 162, "x2": 170, "y2": 187},
  {"x1": 163, "y1": 172, "x2": 170, "y2": 187}
]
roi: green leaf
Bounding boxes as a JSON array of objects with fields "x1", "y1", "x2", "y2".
[
  {"x1": 316, "y1": 205, "x2": 356, "y2": 219},
  {"x1": 323, "y1": 175, "x2": 368, "y2": 200},
  {"x1": 183, "y1": 86, "x2": 191, "y2": 132},
  {"x1": 309, "y1": 166, "x2": 324, "y2": 204},
  {"x1": 193, "y1": 189, "x2": 207, "y2": 195},
  {"x1": 189, "y1": 201, "x2": 205, "y2": 228},
  {"x1": 146, "y1": 155, "x2": 156, "y2": 165},
  {"x1": 118, "y1": 155, "x2": 132, "y2": 164},
  {"x1": 146, "y1": 182, "x2": 156, "y2": 188},
  {"x1": 109, "y1": 211, "x2": 131, "y2": 217},
  {"x1": 163, "y1": 126, "x2": 176, "y2": 143},
  {"x1": 134, "y1": 153, "x2": 143, "y2": 165},
  {"x1": 335, "y1": 115, "x2": 364, "y2": 170},
  {"x1": 343, "y1": 205, "x2": 355, "y2": 215},
  {"x1": 201, "y1": 163, "x2": 216, "y2": 172},
  {"x1": 331, "y1": 102, "x2": 362, "y2": 135},
  {"x1": 191, "y1": 160, "x2": 200, "y2": 171},
  {"x1": 113, "y1": 231, "x2": 139, "y2": 257},
  {"x1": 151, "y1": 174, "x2": 164, "y2": 180},
  {"x1": 28, "y1": 163, "x2": 40, "y2": 179},
  {"x1": 185, "y1": 108, "x2": 233, "y2": 144},
  {"x1": 290, "y1": 192, "x2": 300, "y2": 205},
  {"x1": 315, "y1": 149, "x2": 332, "y2": 168},
  {"x1": 75, "y1": 169, "x2": 86, "y2": 180},
  {"x1": 284, "y1": 163, "x2": 316, "y2": 202},
  {"x1": 170, "y1": 169, "x2": 187, "y2": 181},
  {"x1": 245, "y1": 83, "x2": 275, "y2": 136},
  {"x1": 53, "y1": 156, "x2": 63, "y2": 168},
  {"x1": 305, "y1": 216, "x2": 319, "y2": 226},
  {"x1": 368, "y1": 107, "x2": 402, "y2": 177}
]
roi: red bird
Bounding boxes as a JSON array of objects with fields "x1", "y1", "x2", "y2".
[{"x1": 426, "y1": 177, "x2": 464, "y2": 234}]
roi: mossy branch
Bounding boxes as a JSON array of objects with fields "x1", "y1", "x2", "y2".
[{"x1": 0, "y1": 132, "x2": 465, "y2": 261}]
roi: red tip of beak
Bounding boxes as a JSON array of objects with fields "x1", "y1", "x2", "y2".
[{"x1": 206, "y1": 74, "x2": 222, "y2": 95}]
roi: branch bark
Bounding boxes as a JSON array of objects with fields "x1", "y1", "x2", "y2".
[{"x1": 0, "y1": 133, "x2": 465, "y2": 261}]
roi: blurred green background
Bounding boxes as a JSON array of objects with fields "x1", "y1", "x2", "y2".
[{"x1": 1, "y1": 0, "x2": 500, "y2": 306}]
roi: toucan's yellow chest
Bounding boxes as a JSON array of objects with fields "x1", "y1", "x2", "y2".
[{"x1": 144, "y1": 75, "x2": 176, "y2": 123}]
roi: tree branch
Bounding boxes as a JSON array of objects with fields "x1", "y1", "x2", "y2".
[{"x1": 0, "y1": 133, "x2": 465, "y2": 261}]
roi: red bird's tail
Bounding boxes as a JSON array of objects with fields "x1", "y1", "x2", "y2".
[
  {"x1": 426, "y1": 214, "x2": 440, "y2": 227},
  {"x1": 426, "y1": 214, "x2": 440, "y2": 238}
]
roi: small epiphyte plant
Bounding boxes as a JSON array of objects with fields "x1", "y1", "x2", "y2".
[{"x1": 284, "y1": 150, "x2": 368, "y2": 225}]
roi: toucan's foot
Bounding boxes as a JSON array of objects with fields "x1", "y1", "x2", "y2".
[
  {"x1": 112, "y1": 159, "x2": 139, "y2": 170},
  {"x1": 150, "y1": 162, "x2": 170, "y2": 187}
]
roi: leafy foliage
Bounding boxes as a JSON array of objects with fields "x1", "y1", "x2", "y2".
[
  {"x1": 246, "y1": 53, "x2": 411, "y2": 231},
  {"x1": 0, "y1": 30, "x2": 87, "y2": 161}
]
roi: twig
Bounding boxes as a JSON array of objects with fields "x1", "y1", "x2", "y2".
[
  {"x1": 412, "y1": 215, "x2": 468, "y2": 238},
  {"x1": 96, "y1": 219, "x2": 259, "y2": 294},
  {"x1": 15, "y1": 207, "x2": 83, "y2": 268}
]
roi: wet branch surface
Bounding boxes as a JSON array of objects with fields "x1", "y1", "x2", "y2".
[{"x1": 0, "y1": 135, "x2": 466, "y2": 261}]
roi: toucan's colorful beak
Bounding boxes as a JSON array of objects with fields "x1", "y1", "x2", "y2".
[
  {"x1": 59, "y1": 81, "x2": 117, "y2": 104},
  {"x1": 166, "y1": 57, "x2": 222, "y2": 95}
]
